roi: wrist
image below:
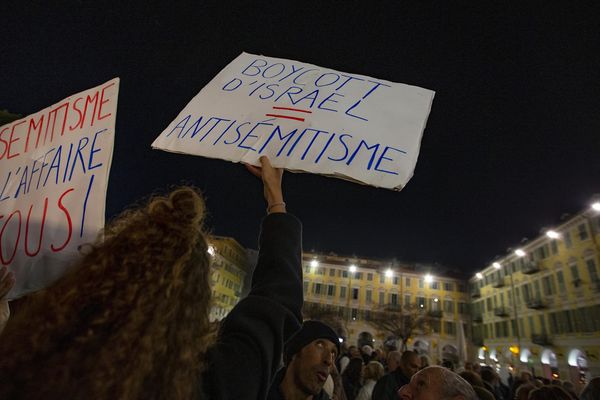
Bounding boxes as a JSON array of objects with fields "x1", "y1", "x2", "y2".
[{"x1": 267, "y1": 202, "x2": 286, "y2": 214}]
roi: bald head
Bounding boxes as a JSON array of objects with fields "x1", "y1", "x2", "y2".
[{"x1": 398, "y1": 366, "x2": 477, "y2": 400}]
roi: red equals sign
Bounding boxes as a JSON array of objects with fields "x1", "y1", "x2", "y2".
[{"x1": 265, "y1": 106, "x2": 312, "y2": 122}]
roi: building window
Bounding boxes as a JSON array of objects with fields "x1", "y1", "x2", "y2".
[
  {"x1": 390, "y1": 293, "x2": 398, "y2": 305},
  {"x1": 314, "y1": 283, "x2": 322, "y2": 295},
  {"x1": 352, "y1": 288, "x2": 359, "y2": 300},
  {"x1": 327, "y1": 284, "x2": 336, "y2": 297},
  {"x1": 393, "y1": 276, "x2": 399, "y2": 285},
  {"x1": 419, "y1": 279, "x2": 424, "y2": 289},
  {"x1": 444, "y1": 300, "x2": 455, "y2": 313},
  {"x1": 380, "y1": 274, "x2": 385, "y2": 284},
  {"x1": 355, "y1": 272, "x2": 363, "y2": 280},
  {"x1": 317, "y1": 267, "x2": 325, "y2": 275},
  {"x1": 486, "y1": 297, "x2": 492, "y2": 312},
  {"x1": 303, "y1": 281, "x2": 309, "y2": 294},
  {"x1": 379, "y1": 291, "x2": 385, "y2": 306},
  {"x1": 366, "y1": 289, "x2": 372, "y2": 303},
  {"x1": 550, "y1": 240, "x2": 558, "y2": 255},
  {"x1": 458, "y1": 302, "x2": 468, "y2": 314},
  {"x1": 406, "y1": 277, "x2": 411, "y2": 287},
  {"x1": 556, "y1": 271, "x2": 566, "y2": 293},
  {"x1": 342, "y1": 270, "x2": 348, "y2": 278},
  {"x1": 417, "y1": 296, "x2": 425, "y2": 308},
  {"x1": 587, "y1": 259, "x2": 599, "y2": 282},
  {"x1": 367, "y1": 273, "x2": 373, "y2": 281},
  {"x1": 351, "y1": 308, "x2": 358, "y2": 320},
  {"x1": 542, "y1": 276, "x2": 555, "y2": 296},
  {"x1": 405, "y1": 294, "x2": 411, "y2": 306},
  {"x1": 431, "y1": 281, "x2": 439, "y2": 290},
  {"x1": 570, "y1": 264, "x2": 580, "y2": 282},
  {"x1": 329, "y1": 268, "x2": 336, "y2": 277},
  {"x1": 340, "y1": 287, "x2": 347, "y2": 299},
  {"x1": 445, "y1": 321, "x2": 456, "y2": 336},
  {"x1": 457, "y1": 283, "x2": 467, "y2": 292},
  {"x1": 444, "y1": 282, "x2": 453, "y2": 291},
  {"x1": 578, "y1": 223, "x2": 589, "y2": 240},
  {"x1": 564, "y1": 232, "x2": 573, "y2": 248}
]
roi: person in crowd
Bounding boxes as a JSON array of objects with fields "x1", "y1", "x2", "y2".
[
  {"x1": 458, "y1": 371, "x2": 495, "y2": 400},
  {"x1": 528, "y1": 386, "x2": 575, "y2": 400},
  {"x1": 561, "y1": 381, "x2": 578, "y2": 399},
  {"x1": 420, "y1": 355, "x2": 430, "y2": 369},
  {"x1": 442, "y1": 360, "x2": 455, "y2": 371},
  {"x1": 480, "y1": 366, "x2": 507, "y2": 400},
  {"x1": 397, "y1": 366, "x2": 478, "y2": 400},
  {"x1": 464, "y1": 362, "x2": 474, "y2": 372},
  {"x1": 339, "y1": 345, "x2": 361, "y2": 374},
  {"x1": 361, "y1": 345, "x2": 374, "y2": 364},
  {"x1": 386, "y1": 351, "x2": 402, "y2": 373},
  {"x1": 342, "y1": 357, "x2": 363, "y2": 400},
  {"x1": 513, "y1": 383, "x2": 535, "y2": 400},
  {"x1": 356, "y1": 361, "x2": 384, "y2": 400},
  {"x1": 579, "y1": 376, "x2": 600, "y2": 400},
  {"x1": 372, "y1": 350, "x2": 421, "y2": 400},
  {"x1": 268, "y1": 320, "x2": 342, "y2": 400},
  {"x1": 0, "y1": 265, "x2": 15, "y2": 334},
  {"x1": 0, "y1": 156, "x2": 303, "y2": 400}
]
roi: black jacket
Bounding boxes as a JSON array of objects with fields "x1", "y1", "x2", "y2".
[
  {"x1": 202, "y1": 213, "x2": 304, "y2": 399},
  {"x1": 372, "y1": 369, "x2": 411, "y2": 400}
]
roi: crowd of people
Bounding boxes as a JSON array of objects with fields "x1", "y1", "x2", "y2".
[{"x1": 0, "y1": 156, "x2": 599, "y2": 400}]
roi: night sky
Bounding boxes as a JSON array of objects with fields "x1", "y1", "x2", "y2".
[{"x1": 3, "y1": 2, "x2": 599, "y2": 273}]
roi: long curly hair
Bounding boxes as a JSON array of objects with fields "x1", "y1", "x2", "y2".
[{"x1": 0, "y1": 187, "x2": 214, "y2": 399}]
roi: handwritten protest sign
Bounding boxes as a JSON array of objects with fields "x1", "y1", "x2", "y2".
[
  {"x1": 152, "y1": 52, "x2": 434, "y2": 190},
  {"x1": 0, "y1": 78, "x2": 119, "y2": 298}
]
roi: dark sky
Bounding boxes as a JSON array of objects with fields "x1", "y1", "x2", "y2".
[{"x1": 3, "y1": 1, "x2": 599, "y2": 273}]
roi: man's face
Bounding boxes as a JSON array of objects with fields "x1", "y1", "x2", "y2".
[
  {"x1": 400, "y1": 354, "x2": 421, "y2": 378},
  {"x1": 397, "y1": 367, "x2": 444, "y2": 400},
  {"x1": 387, "y1": 355, "x2": 400, "y2": 372},
  {"x1": 290, "y1": 339, "x2": 338, "y2": 396},
  {"x1": 349, "y1": 346, "x2": 360, "y2": 358}
]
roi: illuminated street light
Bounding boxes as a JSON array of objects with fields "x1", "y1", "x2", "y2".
[
  {"x1": 310, "y1": 259, "x2": 319, "y2": 268},
  {"x1": 546, "y1": 230, "x2": 560, "y2": 239},
  {"x1": 493, "y1": 262, "x2": 501, "y2": 269},
  {"x1": 349, "y1": 265, "x2": 357, "y2": 273},
  {"x1": 476, "y1": 272, "x2": 483, "y2": 279},
  {"x1": 424, "y1": 274, "x2": 433, "y2": 283},
  {"x1": 207, "y1": 245, "x2": 215, "y2": 256},
  {"x1": 592, "y1": 202, "x2": 600, "y2": 212},
  {"x1": 433, "y1": 298, "x2": 439, "y2": 302},
  {"x1": 385, "y1": 268, "x2": 393, "y2": 278},
  {"x1": 515, "y1": 249, "x2": 526, "y2": 257}
]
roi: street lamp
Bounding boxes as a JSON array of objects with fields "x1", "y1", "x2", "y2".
[
  {"x1": 515, "y1": 249, "x2": 526, "y2": 257},
  {"x1": 385, "y1": 268, "x2": 393, "y2": 278},
  {"x1": 546, "y1": 230, "x2": 560, "y2": 239},
  {"x1": 592, "y1": 202, "x2": 600, "y2": 212},
  {"x1": 493, "y1": 262, "x2": 501, "y2": 269},
  {"x1": 310, "y1": 259, "x2": 319, "y2": 268},
  {"x1": 425, "y1": 274, "x2": 433, "y2": 283},
  {"x1": 476, "y1": 272, "x2": 483, "y2": 280}
]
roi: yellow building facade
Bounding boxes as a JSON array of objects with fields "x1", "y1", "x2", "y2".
[
  {"x1": 302, "y1": 252, "x2": 471, "y2": 363},
  {"x1": 208, "y1": 236, "x2": 250, "y2": 321},
  {"x1": 470, "y1": 207, "x2": 600, "y2": 389}
]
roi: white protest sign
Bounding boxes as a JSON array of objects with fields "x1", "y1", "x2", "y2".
[
  {"x1": 0, "y1": 78, "x2": 119, "y2": 298},
  {"x1": 152, "y1": 52, "x2": 434, "y2": 190}
]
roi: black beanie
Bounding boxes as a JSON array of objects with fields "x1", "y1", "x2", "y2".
[{"x1": 284, "y1": 320, "x2": 340, "y2": 364}]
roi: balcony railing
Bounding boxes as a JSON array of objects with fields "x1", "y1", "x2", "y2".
[
  {"x1": 526, "y1": 297, "x2": 546, "y2": 309},
  {"x1": 494, "y1": 307, "x2": 510, "y2": 317},
  {"x1": 532, "y1": 333, "x2": 552, "y2": 346},
  {"x1": 522, "y1": 261, "x2": 541, "y2": 275},
  {"x1": 427, "y1": 310, "x2": 443, "y2": 319},
  {"x1": 492, "y1": 278, "x2": 505, "y2": 288},
  {"x1": 472, "y1": 313, "x2": 483, "y2": 323},
  {"x1": 471, "y1": 289, "x2": 481, "y2": 298}
]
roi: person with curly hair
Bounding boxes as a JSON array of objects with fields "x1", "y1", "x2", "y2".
[{"x1": 0, "y1": 156, "x2": 303, "y2": 400}]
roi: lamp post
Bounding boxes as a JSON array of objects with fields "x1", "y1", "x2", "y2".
[{"x1": 348, "y1": 265, "x2": 357, "y2": 323}]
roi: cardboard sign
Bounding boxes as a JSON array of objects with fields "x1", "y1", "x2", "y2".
[
  {"x1": 153, "y1": 52, "x2": 434, "y2": 190},
  {"x1": 0, "y1": 78, "x2": 119, "y2": 298}
]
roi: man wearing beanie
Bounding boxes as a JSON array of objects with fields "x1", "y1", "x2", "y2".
[{"x1": 267, "y1": 320, "x2": 343, "y2": 400}]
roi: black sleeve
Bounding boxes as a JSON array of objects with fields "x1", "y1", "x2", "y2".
[{"x1": 203, "y1": 213, "x2": 303, "y2": 400}]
